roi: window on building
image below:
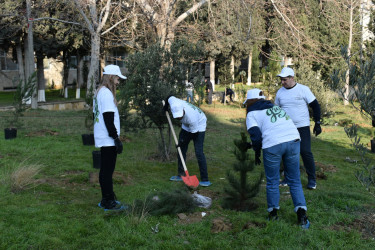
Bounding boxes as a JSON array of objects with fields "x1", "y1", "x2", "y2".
[
  {"x1": 106, "y1": 49, "x2": 126, "y2": 68},
  {"x1": 0, "y1": 49, "x2": 18, "y2": 71},
  {"x1": 69, "y1": 56, "x2": 77, "y2": 69}
]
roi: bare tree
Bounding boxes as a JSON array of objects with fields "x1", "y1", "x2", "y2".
[{"x1": 135, "y1": 0, "x2": 210, "y2": 48}]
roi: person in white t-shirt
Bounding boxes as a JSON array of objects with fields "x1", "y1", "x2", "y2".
[
  {"x1": 163, "y1": 96, "x2": 211, "y2": 187},
  {"x1": 275, "y1": 67, "x2": 321, "y2": 190},
  {"x1": 93, "y1": 65, "x2": 126, "y2": 211},
  {"x1": 245, "y1": 88, "x2": 310, "y2": 229}
]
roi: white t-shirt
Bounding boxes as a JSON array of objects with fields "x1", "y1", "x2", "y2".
[
  {"x1": 93, "y1": 87, "x2": 120, "y2": 147},
  {"x1": 275, "y1": 83, "x2": 316, "y2": 128},
  {"x1": 168, "y1": 97, "x2": 207, "y2": 133},
  {"x1": 246, "y1": 105, "x2": 300, "y2": 149}
]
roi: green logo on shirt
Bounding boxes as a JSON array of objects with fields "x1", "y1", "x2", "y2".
[
  {"x1": 266, "y1": 106, "x2": 290, "y2": 123},
  {"x1": 93, "y1": 97, "x2": 100, "y2": 123},
  {"x1": 185, "y1": 101, "x2": 202, "y2": 114}
]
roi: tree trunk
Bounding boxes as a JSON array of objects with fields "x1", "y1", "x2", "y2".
[
  {"x1": 247, "y1": 49, "x2": 252, "y2": 86},
  {"x1": 16, "y1": 42, "x2": 25, "y2": 84},
  {"x1": 344, "y1": 1, "x2": 353, "y2": 106},
  {"x1": 210, "y1": 59, "x2": 215, "y2": 91},
  {"x1": 76, "y1": 52, "x2": 83, "y2": 99},
  {"x1": 230, "y1": 55, "x2": 235, "y2": 88},
  {"x1": 36, "y1": 53, "x2": 46, "y2": 102},
  {"x1": 158, "y1": 126, "x2": 170, "y2": 161},
  {"x1": 87, "y1": 33, "x2": 100, "y2": 95},
  {"x1": 62, "y1": 51, "x2": 70, "y2": 98},
  {"x1": 26, "y1": 0, "x2": 37, "y2": 109}
]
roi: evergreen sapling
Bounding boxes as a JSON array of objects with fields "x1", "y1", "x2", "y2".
[{"x1": 222, "y1": 132, "x2": 263, "y2": 211}]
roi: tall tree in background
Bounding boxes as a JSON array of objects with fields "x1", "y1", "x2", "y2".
[
  {"x1": 134, "y1": 0, "x2": 209, "y2": 48},
  {"x1": 72, "y1": 0, "x2": 133, "y2": 94}
]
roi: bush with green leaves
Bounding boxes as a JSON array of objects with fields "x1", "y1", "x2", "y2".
[
  {"x1": 345, "y1": 124, "x2": 375, "y2": 198},
  {"x1": 222, "y1": 132, "x2": 263, "y2": 211},
  {"x1": 330, "y1": 48, "x2": 375, "y2": 137},
  {"x1": 6, "y1": 72, "x2": 37, "y2": 128},
  {"x1": 295, "y1": 63, "x2": 337, "y2": 119},
  {"x1": 119, "y1": 40, "x2": 205, "y2": 160}
]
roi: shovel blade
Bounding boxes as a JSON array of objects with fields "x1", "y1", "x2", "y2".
[{"x1": 181, "y1": 172, "x2": 199, "y2": 188}]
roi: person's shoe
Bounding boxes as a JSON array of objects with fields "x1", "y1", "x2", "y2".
[
  {"x1": 279, "y1": 179, "x2": 288, "y2": 187},
  {"x1": 199, "y1": 181, "x2": 212, "y2": 187},
  {"x1": 268, "y1": 208, "x2": 278, "y2": 221},
  {"x1": 170, "y1": 176, "x2": 183, "y2": 181},
  {"x1": 307, "y1": 179, "x2": 317, "y2": 190},
  {"x1": 98, "y1": 200, "x2": 127, "y2": 211},
  {"x1": 297, "y1": 208, "x2": 310, "y2": 229}
]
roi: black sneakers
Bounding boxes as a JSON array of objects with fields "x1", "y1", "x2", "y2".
[
  {"x1": 268, "y1": 208, "x2": 279, "y2": 221},
  {"x1": 98, "y1": 194, "x2": 127, "y2": 211},
  {"x1": 98, "y1": 199, "x2": 125, "y2": 210},
  {"x1": 297, "y1": 208, "x2": 310, "y2": 229}
]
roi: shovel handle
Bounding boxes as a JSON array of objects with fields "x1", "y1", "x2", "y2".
[{"x1": 162, "y1": 100, "x2": 188, "y2": 172}]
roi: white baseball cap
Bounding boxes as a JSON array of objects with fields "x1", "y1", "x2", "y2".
[
  {"x1": 277, "y1": 67, "x2": 295, "y2": 77},
  {"x1": 243, "y1": 88, "x2": 265, "y2": 104},
  {"x1": 103, "y1": 65, "x2": 127, "y2": 79}
]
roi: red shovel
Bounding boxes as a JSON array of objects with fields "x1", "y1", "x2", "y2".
[{"x1": 162, "y1": 100, "x2": 199, "y2": 188}]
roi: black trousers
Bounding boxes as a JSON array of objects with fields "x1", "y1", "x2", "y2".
[{"x1": 99, "y1": 146, "x2": 117, "y2": 200}]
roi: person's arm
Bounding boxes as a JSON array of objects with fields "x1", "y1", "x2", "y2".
[
  {"x1": 248, "y1": 126, "x2": 262, "y2": 152},
  {"x1": 248, "y1": 126, "x2": 262, "y2": 165},
  {"x1": 103, "y1": 112, "x2": 123, "y2": 153},
  {"x1": 309, "y1": 99, "x2": 322, "y2": 136},
  {"x1": 308, "y1": 99, "x2": 321, "y2": 123}
]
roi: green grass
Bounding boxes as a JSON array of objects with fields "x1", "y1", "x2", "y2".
[
  {"x1": 0, "y1": 99, "x2": 375, "y2": 249},
  {"x1": 0, "y1": 89, "x2": 87, "y2": 106}
]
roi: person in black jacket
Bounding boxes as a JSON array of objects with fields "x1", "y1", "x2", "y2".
[{"x1": 222, "y1": 87, "x2": 234, "y2": 103}]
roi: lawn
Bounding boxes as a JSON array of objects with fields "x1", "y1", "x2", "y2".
[{"x1": 0, "y1": 98, "x2": 375, "y2": 249}]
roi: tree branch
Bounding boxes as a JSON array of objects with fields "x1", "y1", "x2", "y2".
[
  {"x1": 102, "y1": 17, "x2": 129, "y2": 35},
  {"x1": 31, "y1": 17, "x2": 81, "y2": 26},
  {"x1": 172, "y1": 0, "x2": 208, "y2": 29},
  {"x1": 73, "y1": 0, "x2": 95, "y2": 33}
]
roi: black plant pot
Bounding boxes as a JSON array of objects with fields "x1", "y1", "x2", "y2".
[
  {"x1": 4, "y1": 128, "x2": 17, "y2": 140},
  {"x1": 371, "y1": 140, "x2": 375, "y2": 153},
  {"x1": 92, "y1": 150, "x2": 101, "y2": 169},
  {"x1": 82, "y1": 134, "x2": 95, "y2": 145}
]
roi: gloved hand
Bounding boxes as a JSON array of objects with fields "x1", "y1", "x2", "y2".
[
  {"x1": 114, "y1": 137, "x2": 123, "y2": 154},
  {"x1": 313, "y1": 122, "x2": 322, "y2": 136},
  {"x1": 255, "y1": 150, "x2": 261, "y2": 165}
]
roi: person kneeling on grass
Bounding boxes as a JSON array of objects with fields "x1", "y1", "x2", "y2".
[
  {"x1": 163, "y1": 96, "x2": 211, "y2": 187},
  {"x1": 93, "y1": 65, "x2": 127, "y2": 211},
  {"x1": 244, "y1": 88, "x2": 310, "y2": 229}
]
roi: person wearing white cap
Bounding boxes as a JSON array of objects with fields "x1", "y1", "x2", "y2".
[
  {"x1": 275, "y1": 67, "x2": 321, "y2": 190},
  {"x1": 93, "y1": 65, "x2": 127, "y2": 211},
  {"x1": 163, "y1": 96, "x2": 211, "y2": 187},
  {"x1": 244, "y1": 88, "x2": 310, "y2": 229}
]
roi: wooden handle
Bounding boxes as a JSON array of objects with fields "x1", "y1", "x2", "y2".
[{"x1": 162, "y1": 100, "x2": 188, "y2": 172}]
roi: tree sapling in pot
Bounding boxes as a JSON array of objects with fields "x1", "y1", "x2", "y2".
[{"x1": 4, "y1": 72, "x2": 36, "y2": 140}]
